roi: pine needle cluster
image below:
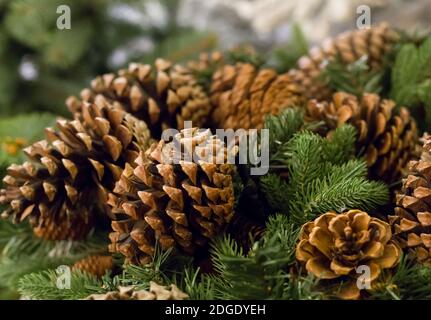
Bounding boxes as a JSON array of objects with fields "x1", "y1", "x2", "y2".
[
  {"x1": 262, "y1": 110, "x2": 388, "y2": 226},
  {"x1": 321, "y1": 55, "x2": 385, "y2": 97},
  {"x1": 390, "y1": 35, "x2": 431, "y2": 129}
]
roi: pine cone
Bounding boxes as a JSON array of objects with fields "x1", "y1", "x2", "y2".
[
  {"x1": 296, "y1": 210, "x2": 401, "y2": 300},
  {"x1": 72, "y1": 255, "x2": 114, "y2": 278},
  {"x1": 84, "y1": 282, "x2": 188, "y2": 300},
  {"x1": 289, "y1": 23, "x2": 399, "y2": 100},
  {"x1": 108, "y1": 128, "x2": 236, "y2": 264},
  {"x1": 209, "y1": 63, "x2": 304, "y2": 130},
  {"x1": 226, "y1": 213, "x2": 265, "y2": 251},
  {"x1": 390, "y1": 134, "x2": 431, "y2": 265},
  {"x1": 66, "y1": 59, "x2": 212, "y2": 137},
  {"x1": 0, "y1": 103, "x2": 152, "y2": 240},
  {"x1": 305, "y1": 92, "x2": 419, "y2": 183}
]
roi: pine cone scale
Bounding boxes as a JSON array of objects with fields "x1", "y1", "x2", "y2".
[{"x1": 108, "y1": 128, "x2": 236, "y2": 264}]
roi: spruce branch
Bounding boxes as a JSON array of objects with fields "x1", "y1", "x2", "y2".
[
  {"x1": 284, "y1": 128, "x2": 388, "y2": 226},
  {"x1": 321, "y1": 55, "x2": 384, "y2": 97},
  {"x1": 323, "y1": 124, "x2": 356, "y2": 165},
  {"x1": 117, "y1": 247, "x2": 175, "y2": 290},
  {"x1": 260, "y1": 174, "x2": 290, "y2": 216},
  {"x1": 370, "y1": 256, "x2": 431, "y2": 300},
  {"x1": 18, "y1": 269, "x2": 104, "y2": 300},
  {"x1": 0, "y1": 225, "x2": 108, "y2": 288},
  {"x1": 284, "y1": 273, "x2": 324, "y2": 300},
  {"x1": 264, "y1": 109, "x2": 322, "y2": 168},
  {"x1": 209, "y1": 215, "x2": 298, "y2": 300},
  {"x1": 390, "y1": 35, "x2": 431, "y2": 129},
  {"x1": 182, "y1": 267, "x2": 216, "y2": 300}
]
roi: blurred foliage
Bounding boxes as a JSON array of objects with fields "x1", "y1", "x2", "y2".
[
  {"x1": 0, "y1": 113, "x2": 56, "y2": 178},
  {"x1": 270, "y1": 23, "x2": 309, "y2": 72},
  {"x1": 0, "y1": 0, "x2": 217, "y2": 117}
]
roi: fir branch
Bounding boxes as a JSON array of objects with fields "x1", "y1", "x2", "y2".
[
  {"x1": 209, "y1": 215, "x2": 297, "y2": 300},
  {"x1": 323, "y1": 124, "x2": 356, "y2": 165},
  {"x1": 264, "y1": 108, "x2": 321, "y2": 168},
  {"x1": 370, "y1": 256, "x2": 431, "y2": 300},
  {"x1": 182, "y1": 267, "x2": 216, "y2": 300},
  {"x1": 260, "y1": 174, "x2": 290, "y2": 216},
  {"x1": 0, "y1": 219, "x2": 31, "y2": 248},
  {"x1": 117, "y1": 247, "x2": 174, "y2": 290},
  {"x1": 265, "y1": 108, "x2": 304, "y2": 153},
  {"x1": 299, "y1": 169, "x2": 388, "y2": 223},
  {"x1": 285, "y1": 131, "x2": 329, "y2": 194},
  {"x1": 284, "y1": 273, "x2": 324, "y2": 300},
  {"x1": 390, "y1": 35, "x2": 431, "y2": 129},
  {"x1": 0, "y1": 226, "x2": 108, "y2": 288},
  {"x1": 285, "y1": 129, "x2": 388, "y2": 226},
  {"x1": 18, "y1": 269, "x2": 104, "y2": 300},
  {"x1": 321, "y1": 55, "x2": 384, "y2": 97},
  {"x1": 114, "y1": 245, "x2": 193, "y2": 292}
]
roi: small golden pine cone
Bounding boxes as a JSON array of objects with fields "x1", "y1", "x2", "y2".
[
  {"x1": 305, "y1": 92, "x2": 419, "y2": 183},
  {"x1": 289, "y1": 22, "x2": 399, "y2": 100},
  {"x1": 296, "y1": 210, "x2": 401, "y2": 300},
  {"x1": 66, "y1": 59, "x2": 212, "y2": 137},
  {"x1": 209, "y1": 62, "x2": 304, "y2": 130},
  {"x1": 390, "y1": 134, "x2": 431, "y2": 265},
  {"x1": 72, "y1": 255, "x2": 114, "y2": 278},
  {"x1": 108, "y1": 128, "x2": 236, "y2": 264}
]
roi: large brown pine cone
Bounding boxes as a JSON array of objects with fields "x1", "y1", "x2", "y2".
[
  {"x1": 108, "y1": 128, "x2": 236, "y2": 264},
  {"x1": 296, "y1": 210, "x2": 401, "y2": 300},
  {"x1": 209, "y1": 63, "x2": 304, "y2": 130},
  {"x1": 0, "y1": 103, "x2": 152, "y2": 240},
  {"x1": 289, "y1": 23, "x2": 399, "y2": 100},
  {"x1": 66, "y1": 59, "x2": 212, "y2": 137},
  {"x1": 72, "y1": 255, "x2": 114, "y2": 278},
  {"x1": 305, "y1": 92, "x2": 419, "y2": 183},
  {"x1": 390, "y1": 134, "x2": 431, "y2": 265}
]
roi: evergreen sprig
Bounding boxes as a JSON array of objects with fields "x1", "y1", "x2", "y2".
[
  {"x1": 321, "y1": 55, "x2": 384, "y2": 97},
  {"x1": 260, "y1": 123, "x2": 388, "y2": 226},
  {"x1": 0, "y1": 221, "x2": 108, "y2": 288},
  {"x1": 18, "y1": 269, "x2": 104, "y2": 300},
  {"x1": 182, "y1": 267, "x2": 216, "y2": 300},
  {"x1": 260, "y1": 174, "x2": 290, "y2": 216},
  {"x1": 264, "y1": 108, "x2": 321, "y2": 168},
  {"x1": 208, "y1": 215, "x2": 298, "y2": 300},
  {"x1": 390, "y1": 35, "x2": 431, "y2": 129},
  {"x1": 370, "y1": 256, "x2": 431, "y2": 300},
  {"x1": 116, "y1": 247, "x2": 182, "y2": 290}
]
